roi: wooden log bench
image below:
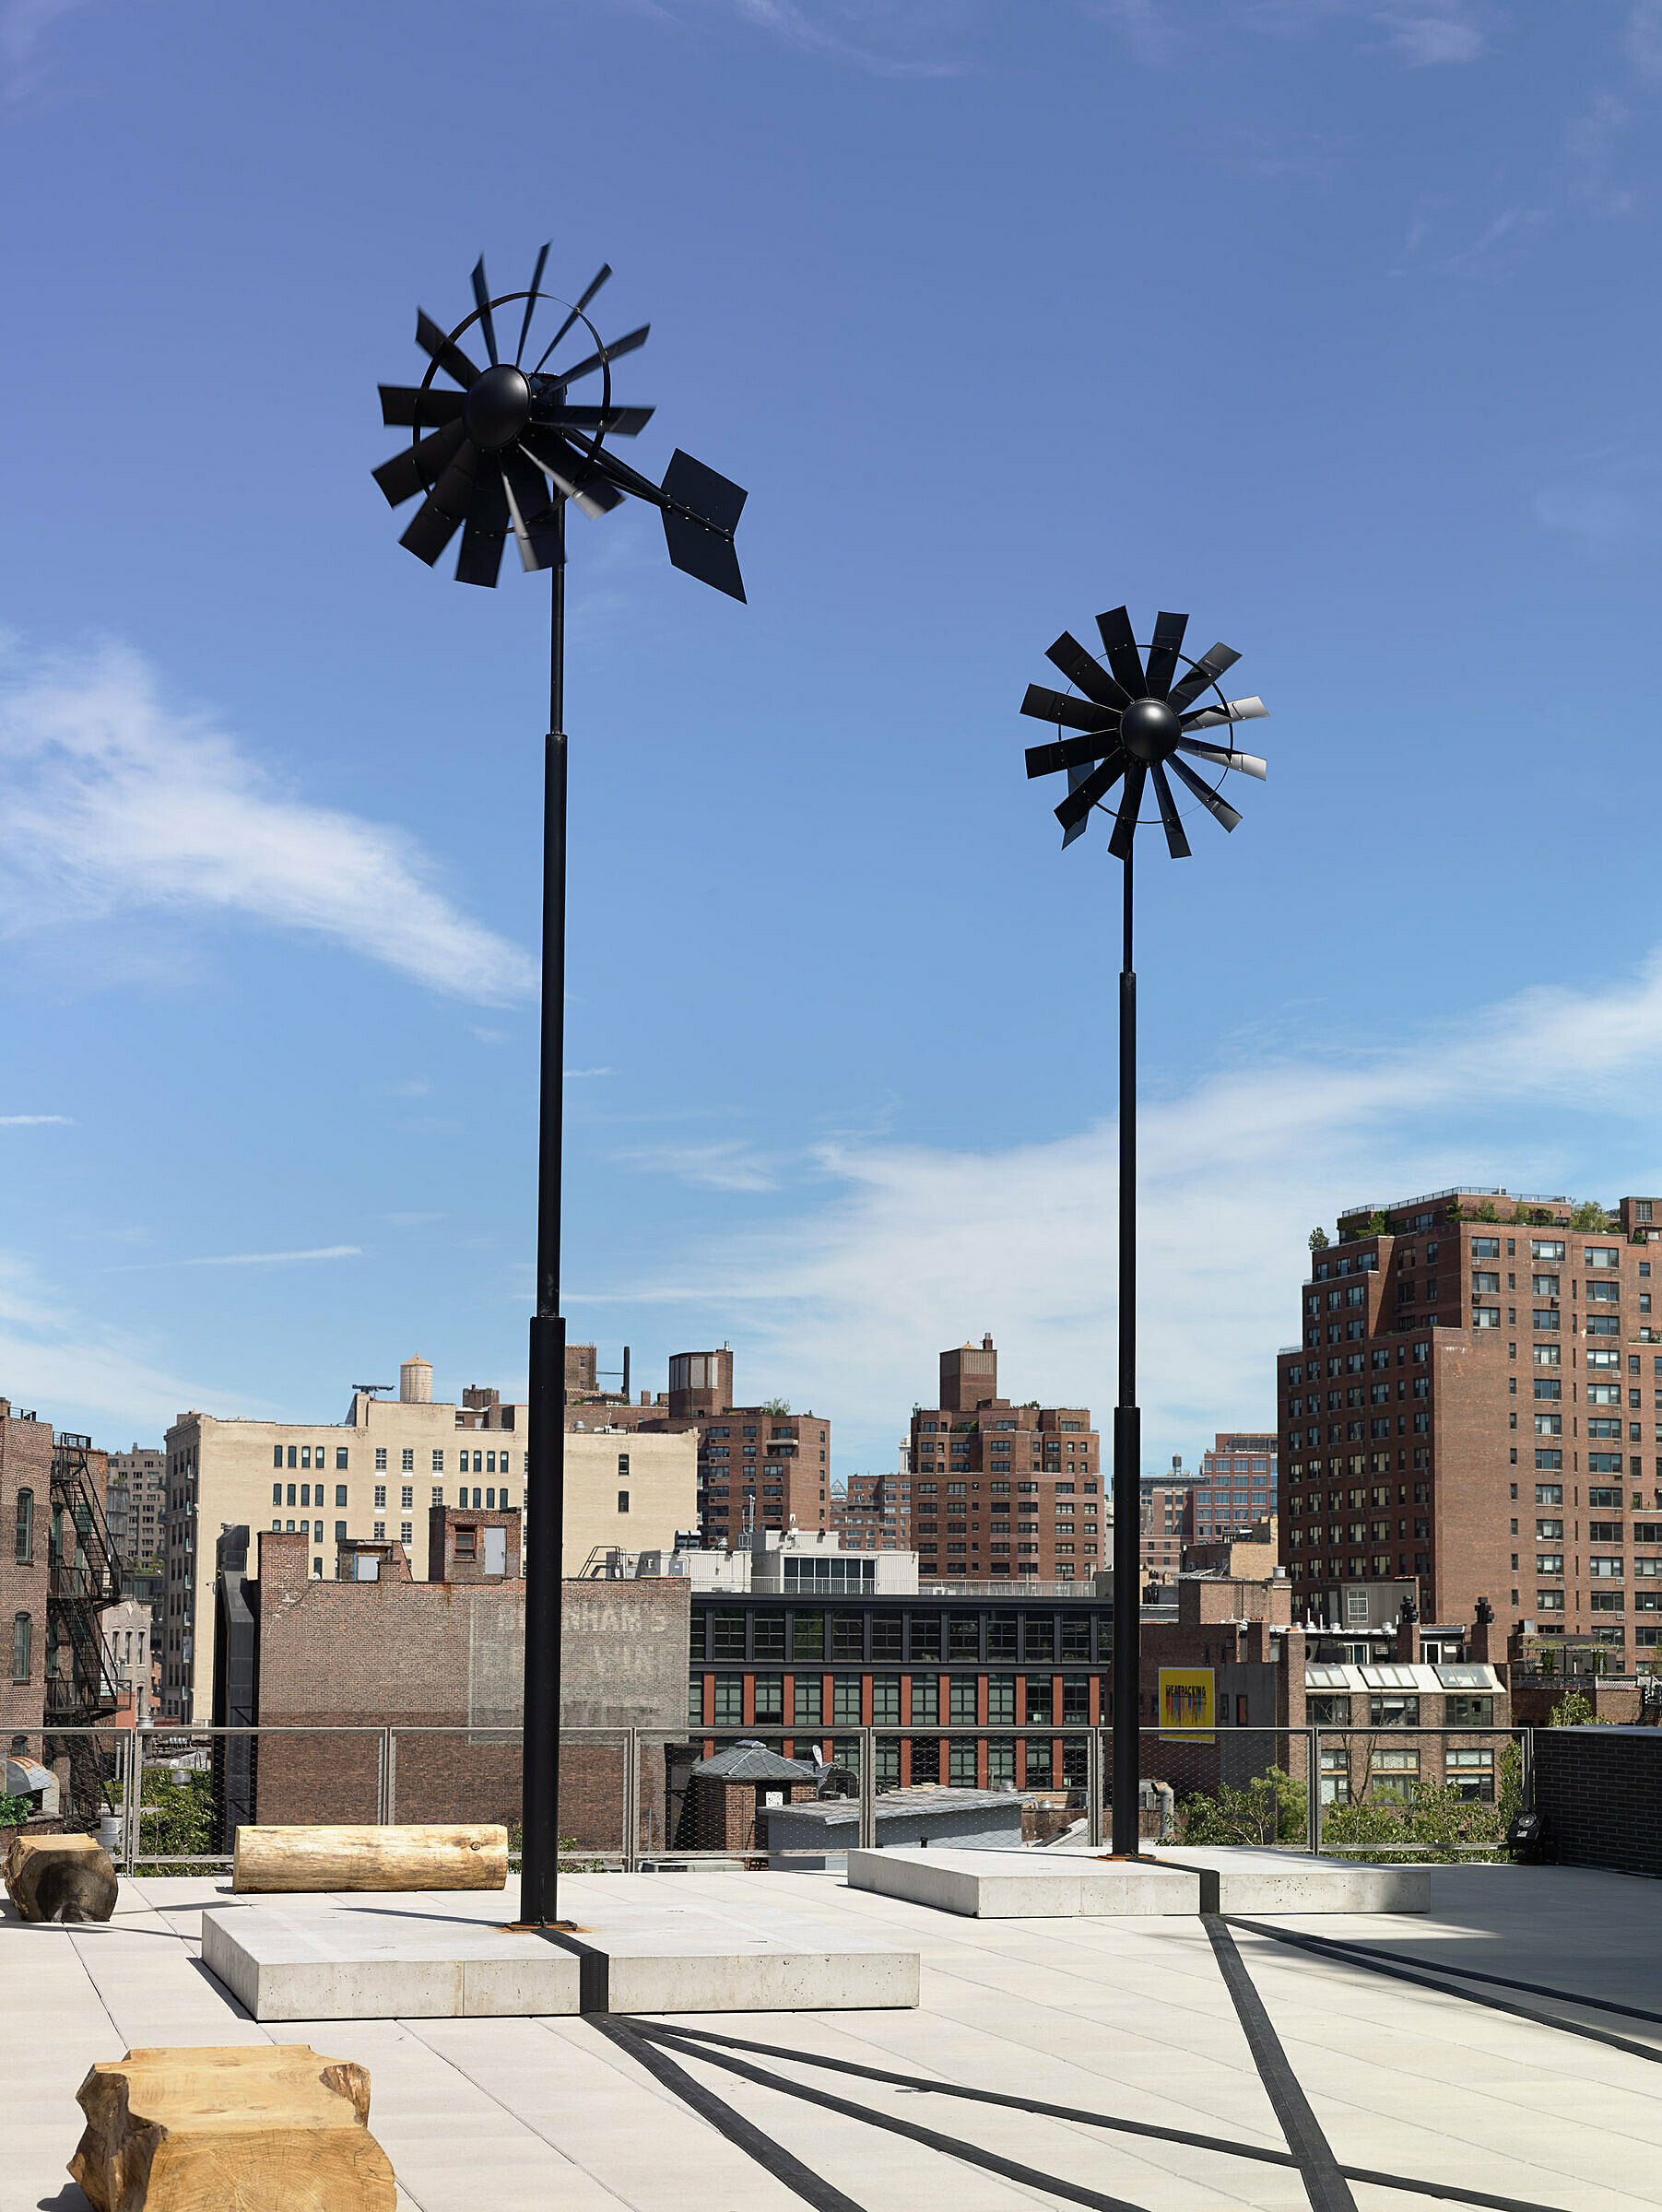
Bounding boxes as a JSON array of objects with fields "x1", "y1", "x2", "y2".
[
  {"x1": 232, "y1": 1821, "x2": 508, "y2": 1893},
  {"x1": 5, "y1": 1830, "x2": 118, "y2": 1923},
  {"x1": 70, "y1": 2043, "x2": 395, "y2": 2211}
]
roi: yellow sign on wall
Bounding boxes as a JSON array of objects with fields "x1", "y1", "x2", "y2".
[{"x1": 1159, "y1": 1667, "x2": 1215, "y2": 1742}]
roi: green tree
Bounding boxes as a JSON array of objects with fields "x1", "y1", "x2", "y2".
[
  {"x1": 1367, "y1": 1210, "x2": 1392, "y2": 1235},
  {"x1": 138, "y1": 1767, "x2": 214, "y2": 1862},
  {"x1": 1571, "y1": 1200, "x2": 1612, "y2": 1231},
  {"x1": 1308, "y1": 1227, "x2": 1330, "y2": 1251},
  {"x1": 1549, "y1": 1688, "x2": 1607, "y2": 1728},
  {"x1": 1179, "y1": 1767, "x2": 1306, "y2": 1847},
  {"x1": 0, "y1": 1793, "x2": 31, "y2": 1829},
  {"x1": 760, "y1": 1396, "x2": 791, "y2": 1416}
]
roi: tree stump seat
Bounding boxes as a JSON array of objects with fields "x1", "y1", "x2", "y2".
[
  {"x1": 70, "y1": 2043, "x2": 396, "y2": 2211},
  {"x1": 4, "y1": 1830, "x2": 118, "y2": 1923}
]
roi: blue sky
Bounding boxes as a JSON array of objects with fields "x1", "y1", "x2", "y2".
[{"x1": 2, "y1": 0, "x2": 1659, "y2": 1480}]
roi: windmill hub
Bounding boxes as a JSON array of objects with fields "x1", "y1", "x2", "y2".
[
  {"x1": 1119, "y1": 696, "x2": 1182, "y2": 762},
  {"x1": 464, "y1": 364, "x2": 533, "y2": 451}
]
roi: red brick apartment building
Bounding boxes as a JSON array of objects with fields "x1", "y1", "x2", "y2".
[
  {"x1": 1279, "y1": 1188, "x2": 1662, "y2": 1663},
  {"x1": 1185, "y1": 1433, "x2": 1279, "y2": 1544},
  {"x1": 571, "y1": 1347, "x2": 831, "y2": 1544},
  {"x1": 905, "y1": 1335, "x2": 1100, "y2": 1582},
  {"x1": 831, "y1": 1472, "x2": 912, "y2": 1551},
  {"x1": 1, "y1": 1398, "x2": 52, "y2": 1745},
  {"x1": 1140, "y1": 1466, "x2": 1191, "y2": 1583}
]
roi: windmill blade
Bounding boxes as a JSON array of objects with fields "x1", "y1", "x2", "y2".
[
  {"x1": 415, "y1": 310, "x2": 481, "y2": 390},
  {"x1": 1055, "y1": 747, "x2": 1128, "y2": 833},
  {"x1": 1167, "y1": 641, "x2": 1243, "y2": 715},
  {"x1": 398, "y1": 438, "x2": 479, "y2": 566},
  {"x1": 1174, "y1": 737, "x2": 1267, "y2": 781},
  {"x1": 1026, "y1": 730, "x2": 1116, "y2": 780},
  {"x1": 1095, "y1": 606, "x2": 1148, "y2": 699},
  {"x1": 1182, "y1": 694, "x2": 1267, "y2": 732},
  {"x1": 501, "y1": 447, "x2": 564, "y2": 572},
  {"x1": 1144, "y1": 611, "x2": 1188, "y2": 700},
  {"x1": 515, "y1": 241, "x2": 550, "y2": 367},
  {"x1": 470, "y1": 257, "x2": 500, "y2": 366},
  {"x1": 1045, "y1": 630, "x2": 1132, "y2": 712},
  {"x1": 1020, "y1": 684, "x2": 1117, "y2": 735},
  {"x1": 558, "y1": 324, "x2": 650, "y2": 384},
  {"x1": 1107, "y1": 760, "x2": 1149, "y2": 861},
  {"x1": 536, "y1": 403, "x2": 656, "y2": 437},
  {"x1": 660, "y1": 449, "x2": 747, "y2": 602},
  {"x1": 1167, "y1": 748, "x2": 1244, "y2": 831},
  {"x1": 1061, "y1": 762, "x2": 1097, "y2": 849},
  {"x1": 372, "y1": 418, "x2": 467, "y2": 508},
  {"x1": 1150, "y1": 762, "x2": 1192, "y2": 860},
  {"x1": 520, "y1": 429, "x2": 625, "y2": 518},
  {"x1": 533, "y1": 265, "x2": 613, "y2": 373},
  {"x1": 455, "y1": 458, "x2": 510, "y2": 587},
  {"x1": 380, "y1": 385, "x2": 466, "y2": 429}
]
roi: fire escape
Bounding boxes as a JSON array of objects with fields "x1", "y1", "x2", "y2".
[{"x1": 47, "y1": 1433, "x2": 123, "y2": 1724}]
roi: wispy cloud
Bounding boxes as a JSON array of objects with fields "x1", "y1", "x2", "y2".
[
  {"x1": 0, "y1": 642, "x2": 536, "y2": 1004},
  {"x1": 1532, "y1": 439, "x2": 1662, "y2": 548},
  {"x1": 0, "y1": 0, "x2": 86, "y2": 104},
  {"x1": 107, "y1": 1245, "x2": 364, "y2": 1273},
  {"x1": 651, "y1": 0, "x2": 978, "y2": 76},
  {"x1": 1116, "y1": 0, "x2": 1494, "y2": 65},
  {"x1": 611, "y1": 1137, "x2": 784, "y2": 1192},
  {"x1": 1371, "y1": 4, "x2": 1486, "y2": 65},
  {"x1": 583, "y1": 950, "x2": 1662, "y2": 1464},
  {"x1": 564, "y1": 1065, "x2": 614, "y2": 1079},
  {"x1": 0, "y1": 1113, "x2": 73, "y2": 1126}
]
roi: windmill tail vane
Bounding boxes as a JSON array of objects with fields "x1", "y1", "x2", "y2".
[
  {"x1": 1020, "y1": 606, "x2": 1267, "y2": 858},
  {"x1": 371, "y1": 247, "x2": 747, "y2": 601}
]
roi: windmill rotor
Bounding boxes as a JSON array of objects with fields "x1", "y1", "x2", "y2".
[
  {"x1": 372, "y1": 248, "x2": 748, "y2": 599},
  {"x1": 1021, "y1": 606, "x2": 1267, "y2": 860}
]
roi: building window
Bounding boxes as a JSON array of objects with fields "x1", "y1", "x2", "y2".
[
  {"x1": 618, "y1": 1490, "x2": 630, "y2": 1514},
  {"x1": 372, "y1": 1520, "x2": 385, "y2": 1540},
  {"x1": 793, "y1": 1677, "x2": 822, "y2": 1725},
  {"x1": 336, "y1": 1448, "x2": 348, "y2": 1470},
  {"x1": 273, "y1": 1446, "x2": 283, "y2": 1468},
  {"x1": 336, "y1": 1521, "x2": 347, "y2": 1541},
  {"x1": 619, "y1": 1453, "x2": 631, "y2": 1478},
  {"x1": 432, "y1": 1486, "x2": 443, "y2": 1506},
  {"x1": 454, "y1": 1525, "x2": 476, "y2": 1557},
  {"x1": 432, "y1": 1451, "x2": 444, "y2": 1472},
  {"x1": 14, "y1": 1488, "x2": 33, "y2": 1565},
  {"x1": 401, "y1": 1449, "x2": 414, "y2": 1472},
  {"x1": 375, "y1": 1448, "x2": 387, "y2": 1471},
  {"x1": 335, "y1": 1485, "x2": 348, "y2": 1508},
  {"x1": 12, "y1": 1612, "x2": 31, "y2": 1682},
  {"x1": 401, "y1": 1522, "x2": 413, "y2": 1546}
]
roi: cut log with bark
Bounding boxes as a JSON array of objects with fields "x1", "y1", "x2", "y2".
[
  {"x1": 232, "y1": 1821, "x2": 508, "y2": 1893},
  {"x1": 70, "y1": 2043, "x2": 396, "y2": 2212},
  {"x1": 5, "y1": 1830, "x2": 118, "y2": 1923}
]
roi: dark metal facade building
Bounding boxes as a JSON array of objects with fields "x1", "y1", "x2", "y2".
[{"x1": 689, "y1": 1590, "x2": 1113, "y2": 1791}]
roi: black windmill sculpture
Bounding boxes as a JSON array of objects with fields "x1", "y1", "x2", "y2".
[
  {"x1": 1021, "y1": 606, "x2": 1267, "y2": 1858},
  {"x1": 373, "y1": 250, "x2": 748, "y2": 1928}
]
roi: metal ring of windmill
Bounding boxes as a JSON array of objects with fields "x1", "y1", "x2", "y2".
[
  {"x1": 372, "y1": 248, "x2": 748, "y2": 1928},
  {"x1": 1021, "y1": 606, "x2": 1268, "y2": 1859}
]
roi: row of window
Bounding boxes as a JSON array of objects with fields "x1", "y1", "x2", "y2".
[
  {"x1": 271, "y1": 1443, "x2": 525, "y2": 1474},
  {"x1": 696, "y1": 1672, "x2": 1100, "y2": 1725},
  {"x1": 698, "y1": 1608, "x2": 1104, "y2": 1662}
]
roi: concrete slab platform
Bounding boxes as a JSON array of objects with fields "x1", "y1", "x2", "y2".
[
  {"x1": 201, "y1": 1904, "x2": 582, "y2": 2020},
  {"x1": 846, "y1": 1846, "x2": 1201, "y2": 1918},
  {"x1": 558, "y1": 1893, "x2": 920, "y2": 2012},
  {"x1": 1149, "y1": 1846, "x2": 1432, "y2": 1914},
  {"x1": 201, "y1": 1881, "x2": 921, "y2": 2018}
]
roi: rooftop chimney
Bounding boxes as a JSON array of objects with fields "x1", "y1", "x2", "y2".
[{"x1": 400, "y1": 1356, "x2": 432, "y2": 1405}]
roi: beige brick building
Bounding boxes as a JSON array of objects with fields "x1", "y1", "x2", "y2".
[{"x1": 164, "y1": 1355, "x2": 696, "y2": 1723}]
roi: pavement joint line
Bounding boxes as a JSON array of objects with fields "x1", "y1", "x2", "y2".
[
  {"x1": 1202, "y1": 1915, "x2": 1357, "y2": 2212},
  {"x1": 640, "y1": 2018, "x2": 1576, "y2": 2212},
  {"x1": 1224, "y1": 1919, "x2": 1662, "y2": 2069},
  {"x1": 1222, "y1": 1920, "x2": 1662, "y2": 2029},
  {"x1": 590, "y1": 2015, "x2": 869, "y2": 2212},
  {"x1": 616, "y1": 2017, "x2": 1149, "y2": 2212}
]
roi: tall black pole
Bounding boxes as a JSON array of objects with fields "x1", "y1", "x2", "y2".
[
  {"x1": 1111, "y1": 844, "x2": 1141, "y2": 1855},
  {"x1": 522, "y1": 500, "x2": 569, "y2": 1924}
]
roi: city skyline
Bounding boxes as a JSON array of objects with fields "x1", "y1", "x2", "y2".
[{"x1": 2, "y1": 6, "x2": 1660, "y2": 1481}]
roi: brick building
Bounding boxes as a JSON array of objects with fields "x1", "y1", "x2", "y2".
[
  {"x1": 1138, "y1": 1575, "x2": 1511, "y2": 1806},
  {"x1": 1279, "y1": 1187, "x2": 1662, "y2": 1663},
  {"x1": 1, "y1": 1397, "x2": 52, "y2": 1747},
  {"x1": 690, "y1": 1583, "x2": 1112, "y2": 1793},
  {"x1": 830, "y1": 1471, "x2": 912, "y2": 1551},
  {"x1": 103, "y1": 1445, "x2": 165, "y2": 1570},
  {"x1": 570, "y1": 1347, "x2": 831, "y2": 1547},
  {"x1": 1184, "y1": 1433, "x2": 1279, "y2": 1544},
  {"x1": 904, "y1": 1335, "x2": 1101, "y2": 1582},
  {"x1": 1140, "y1": 1462, "x2": 1194, "y2": 1583},
  {"x1": 218, "y1": 1522, "x2": 690, "y2": 1852},
  {"x1": 165, "y1": 1357, "x2": 694, "y2": 1722}
]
